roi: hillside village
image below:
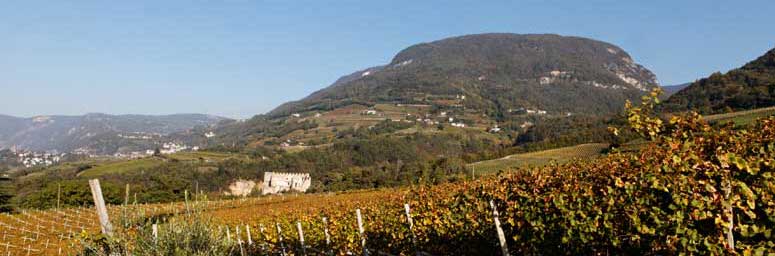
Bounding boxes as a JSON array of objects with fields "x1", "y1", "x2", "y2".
[{"x1": 14, "y1": 150, "x2": 65, "y2": 168}]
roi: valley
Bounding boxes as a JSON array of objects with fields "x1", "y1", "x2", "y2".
[{"x1": 1, "y1": 30, "x2": 774, "y2": 255}]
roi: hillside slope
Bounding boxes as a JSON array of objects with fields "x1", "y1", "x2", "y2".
[
  {"x1": 271, "y1": 33, "x2": 659, "y2": 117},
  {"x1": 663, "y1": 47, "x2": 775, "y2": 114}
]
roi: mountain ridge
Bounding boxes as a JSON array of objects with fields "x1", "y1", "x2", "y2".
[
  {"x1": 269, "y1": 33, "x2": 659, "y2": 117},
  {"x1": 0, "y1": 113, "x2": 230, "y2": 154}
]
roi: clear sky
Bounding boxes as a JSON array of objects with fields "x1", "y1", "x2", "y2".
[{"x1": 1, "y1": 1, "x2": 773, "y2": 118}]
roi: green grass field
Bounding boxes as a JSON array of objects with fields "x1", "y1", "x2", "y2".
[
  {"x1": 77, "y1": 151, "x2": 238, "y2": 177},
  {"x1": 467, "y1": 143, "x2": 609, "y2": 175},
  {"x1": 166, "y1": 151, "x2": 236, "y2": 161},
  {"x1": 77, "y1": 157, "x2": 164, "y2": 177},
  {"x1": 703, "y1": 106, "x2": 775, "y2": 126}
]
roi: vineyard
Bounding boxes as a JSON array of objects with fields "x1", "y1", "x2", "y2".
[{"x1": 4, "y1": 94, "x2": 775, "y2": 255}]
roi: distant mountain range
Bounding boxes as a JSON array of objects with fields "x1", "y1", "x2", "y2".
[
  {"x1": 270, "y1": 33, "x2": 659, "y2": 117},
  {"x1": 3, "y1": 33, "x2": 666, "y2": 155},
  {"x1": 0, "y1": 113, "x2": 229, "y2": 154},
  {"x1": 663, "y1": 47, "x2": 775, "y2": 114}
]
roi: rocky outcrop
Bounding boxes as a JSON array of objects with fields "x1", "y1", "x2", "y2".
[{"x1": 224, "y1": 179, "x2": 256, "y2": 197}]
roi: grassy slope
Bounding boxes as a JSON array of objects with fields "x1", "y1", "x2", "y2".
[
  {"x1": 703, "y1": 106, "x2": 775, "y2": 126},
  {"x1": 77, "y1": 157, "x2": 164, "y2": 177},
  {"x1": 76, "y1": 151, "x2": 237, "y2": 177},
  {"x1": 467, "y1": 143, "x2": 609, "y2": 175}
]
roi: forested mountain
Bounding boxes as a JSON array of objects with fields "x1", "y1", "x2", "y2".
[
  {"x1": 663, "y1": 47, "x2": 775, "y2": 114},
  {"x1": 270, "y1": 33, "x2": 659, "y2": 117},
  {"x1": 0, "y1": 113, "x2": 228, "y2": 154}
]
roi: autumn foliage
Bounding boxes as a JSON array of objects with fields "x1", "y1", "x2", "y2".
[{"x1": 82, "y1": 91, "x2": 774, "y2": 255}]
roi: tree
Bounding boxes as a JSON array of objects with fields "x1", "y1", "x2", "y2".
[{"x1": 0, "y1": 176, "x2": 14, "y2": 212}]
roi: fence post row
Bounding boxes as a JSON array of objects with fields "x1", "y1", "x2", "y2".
[{"x1": 68, "y1": 181, "x2": 544, "y2": 256}]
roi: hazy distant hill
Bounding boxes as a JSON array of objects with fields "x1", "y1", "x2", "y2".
[
  {"x1": 663, "y1": 47, "x2": 775, "y2": 114},
  {"x1": 270, "y1": 33, "x2": 659, "y2": 117},
  {"x1": 0, "y1": 113, "x2": 229, "y2": 154},
  {"x1": 661, "y1": 83, "x2": 691, "y2": 96}
]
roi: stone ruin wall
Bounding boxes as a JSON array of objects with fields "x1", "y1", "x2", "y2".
[{"x1": 261, "y1": 172, "x2": 311, "y2": 195}]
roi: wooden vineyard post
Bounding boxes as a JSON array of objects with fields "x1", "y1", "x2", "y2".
[
  {"x1": 296, "y1": 221, "x2": 306, "y2": 256},
  {"x1": 184, "y1": 190, "x2": 191, "y2": 215},
  {"x1": 236, "y1": 226, "x2": 245, "y2": 256},
  {"x1": 246, "y1": 224, "x2": 253, "y2": 245},
  {"x1": 152, "y1": 224, "x2": 158, "y2": 244},
  {"x1": 57, "y1": 183, "x2": 61, "y2": 211},
  {"x1": 723, "y1": 179, "x2": 735, "y2": 250},
  {"x1": 404, "y1": 203, "x2": 420, "y2": 255},
  {"x1": 124, "y1": 184, "x2": 130, "y2": 206},
  {"x1": 489, "y1": 200, "x2": 509, "y2": 256},
  {"x1": 356, "y1": 209, "x2": 368, "y2": 256},
  {"x1": 123, "y1": 184, "x2": 130, "y2": 227},
  {"x1": 88, "y1": 179, "x2": 113, "y2": 236},
  {"x1": 259, "y1": 224, "x2": 267, "y2": 253},
  {"x1": 276, "y1": 223, "x2": 287, "y2": 256},
  {"x1": 322, "y1": 217, "x2": 331, "y2": 247},
  {"x1": 226, "y1": 226, "x2": 232, "y2": 243}
]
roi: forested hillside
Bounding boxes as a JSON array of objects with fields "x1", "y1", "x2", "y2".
[{"x1": 663, "y1": 47, "x2": 775, "y2": 114}]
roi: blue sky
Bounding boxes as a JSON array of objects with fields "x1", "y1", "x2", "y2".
[{"x1": 1, "y1": 1, "x2": 774, "y2": 118}]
